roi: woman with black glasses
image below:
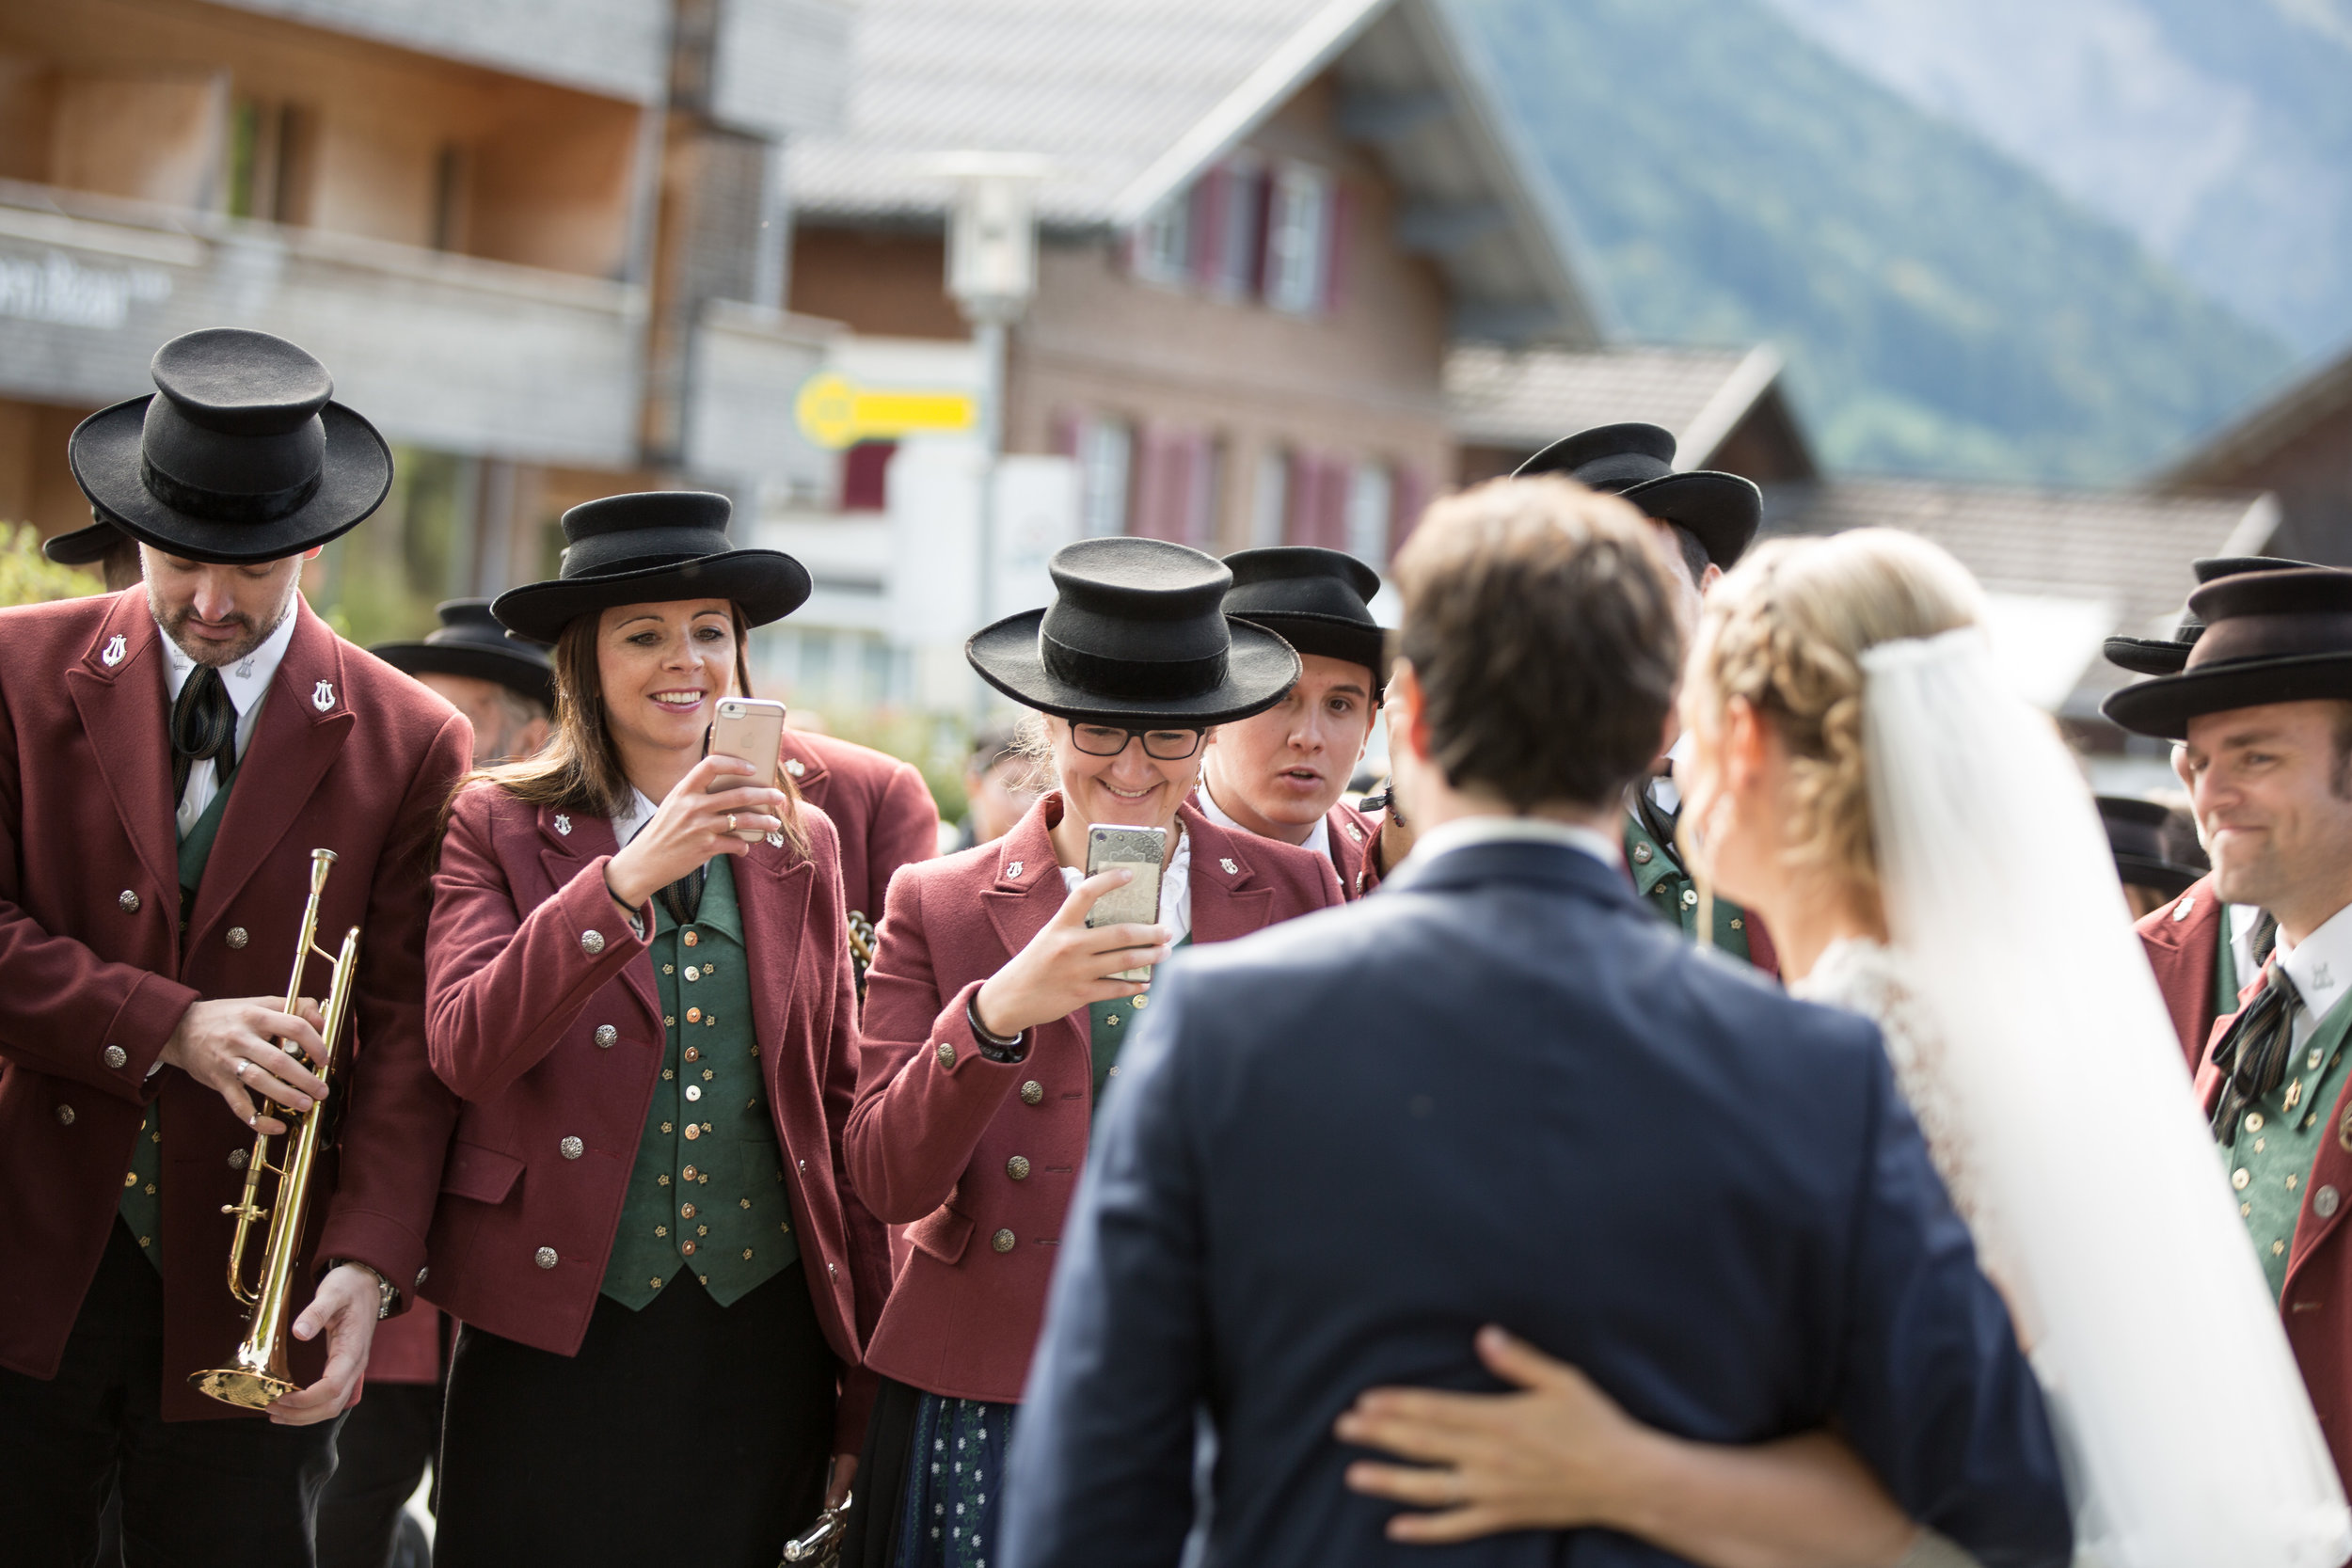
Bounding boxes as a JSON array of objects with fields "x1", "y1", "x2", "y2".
[{"x1": 839, "y1": 537, "x2": 1343, "y2": 1568}]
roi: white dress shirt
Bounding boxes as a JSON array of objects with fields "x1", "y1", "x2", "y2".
[
  {"x1": 1645, "y1": 732, "x2": 1693, "y2": 817},
  {"x1": 1059, "y1": 827, "x2": 1193, "y2": 944},
  {"x1": 2229, "y1": 902, "x2": 2266, "y2": 992},
  {"x1": 1195, "y1": 777, "x2": 1332, "y2": 863},
  {"x1": 159, "y1": 611, "x2": 297, "y2": 836},
  {"x1": 609, "y1": 787, "x2": 660, "y2": 851},
  {"x1": 1407, "y1": 813, "x2": 1624, "y2": 873},
  {"x1": 2277, "y1": 901, "x2": 2352, "y2": 1049}
]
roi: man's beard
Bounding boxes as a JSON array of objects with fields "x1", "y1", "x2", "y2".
[{"x1": 148, "y1": 579, "x2": 298, "y2": 669}]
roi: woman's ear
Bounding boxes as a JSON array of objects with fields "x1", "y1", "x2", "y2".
[{"x1": 1723, "y1": 696, "x2": 1767, "y2": 790}]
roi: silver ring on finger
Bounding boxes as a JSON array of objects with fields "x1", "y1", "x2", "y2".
[
  {"x1": 727, "y1": 813, "x2": 738, "y2": 833},
  {"x1": 233, "y1": 1058, "x2": 248, "y2": 1078}
]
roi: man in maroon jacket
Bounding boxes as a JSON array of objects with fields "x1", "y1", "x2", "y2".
[
  {"x1": 1200, "y1": 546, "x2": 1399, "y2": 899},
  {"x1": 0, "y1": 329, "x2": 469, "y2": 1566},
  {"x1": 2105, "y1": 564, "x2": 2352, "y2": 1491}
]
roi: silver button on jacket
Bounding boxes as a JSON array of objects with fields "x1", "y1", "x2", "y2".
[
  {"x1": 580, "y1": 929, "x2": 605, "y2": 957},
  {"x1": 102, "y1": 1044, "x2": 127, "y2": 1069},
  {"x1": 560, "y1": 1136, "x2": 584, "y2": 1160},
  {"x1": 594, "y1": 1023, "x2": 618, "y2": 1049},
  {"x1": 534, "y1": 1246, "x2": 559, "y2": 1269}
]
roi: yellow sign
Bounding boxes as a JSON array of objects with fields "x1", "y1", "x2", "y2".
[{"x1": 794, "y1": 372, "x2": 978, "y2": 450}]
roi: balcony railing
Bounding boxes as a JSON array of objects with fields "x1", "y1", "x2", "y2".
[{"x1": 0, "y1": 180, "x2": 645, "y2": 469}]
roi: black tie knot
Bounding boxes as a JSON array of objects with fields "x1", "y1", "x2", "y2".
[
  {"x1": 170, "y1": 664, "x2": 238, "y2": 801},
  {"x1": 2212, "y1": 960, "x2": 2302, "y2": 1146}
]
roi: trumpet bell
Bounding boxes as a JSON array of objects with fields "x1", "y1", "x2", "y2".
[{"x1": 189, "y1": 1367, "x2": 296, "y2": 1409}]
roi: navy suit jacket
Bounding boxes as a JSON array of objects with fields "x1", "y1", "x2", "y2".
[{"x1": 1000, "y1": 836, "x2": 2070, "y2": 1568}]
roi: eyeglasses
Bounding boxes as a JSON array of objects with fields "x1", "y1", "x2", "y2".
[{"x1": 1069, "y1": 723, "x2": 1206, "y2": 761}]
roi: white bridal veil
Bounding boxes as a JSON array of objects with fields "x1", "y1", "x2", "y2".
[{"x1": 1860, "y1": 627, "x2": 2350, "y2": 1568}]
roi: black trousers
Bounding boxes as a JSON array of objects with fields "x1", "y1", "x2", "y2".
[
  {"x1": 436, "y1": 1266, "x2": 837, "y2": 1568},
  {"x1": 0, "y1": 1219, "x2": 343, "y2": 1568},
  {"x1": 314, "y1": 1377, "x2": 441, "y2": 1568}
]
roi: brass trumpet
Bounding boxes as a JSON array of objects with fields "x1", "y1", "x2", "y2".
[{"x1": 191, "y1": 848, "x2": 363, "y2": 1409}]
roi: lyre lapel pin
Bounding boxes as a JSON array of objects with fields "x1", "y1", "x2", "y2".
[
  {"x1": 553, "y1": 814, "x2": 573, "y2": 836},
  {"x1": 100, "y1": 634, "x2": 126, "y2": 667},
  {"x1": 311, "y1": 679, "x2": 335, "y2": 712},
  {"x1": 1220, "y1": 858, "x2": 1239, "y2": 875}
]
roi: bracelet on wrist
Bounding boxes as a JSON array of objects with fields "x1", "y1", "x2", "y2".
[{"x1": 967, "y1": 996, "x2": 1025, "y2": 1061}]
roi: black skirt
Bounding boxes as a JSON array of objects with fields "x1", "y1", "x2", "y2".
[{"x1": 436, "y1": 1267, "x2": 836, "y2": 1568}]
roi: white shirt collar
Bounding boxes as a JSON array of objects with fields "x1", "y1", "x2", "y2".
[
  {"x1": 1058, "y1": 825, "x2": 1194, "y2": 945},
  {"x1": 1407, "y1": 813, "x2": 1623, "y2": 872},
  {"x1": 157, "y1": 609, "x2": 297, "y2": 718},
  {"x1": 610, "y1": 787, "x2": 660, "y2": 850},
  {"x1": 1646, "y1": 731, "x2": 1693, "y2": 816},
  {"x1": 1196, "y1": 778, "x2": 1332, "y2": 863},
  {"x1": 2278, "y1": 899, "x2": 2352, "y2": 1033}
]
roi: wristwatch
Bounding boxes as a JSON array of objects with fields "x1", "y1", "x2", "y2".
[{"x1": 324, "y1": 1258, "x2": 398, "y2": 1320}]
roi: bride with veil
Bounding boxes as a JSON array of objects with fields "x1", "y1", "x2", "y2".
[{"x1": 1335, "y1": 528, "x2": 2349, "y2": 1568}]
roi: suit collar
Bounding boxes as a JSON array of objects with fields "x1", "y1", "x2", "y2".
[
  {"x1": 977, "y1": 793, "x2": 1277, "y2": 960},
  {"x1": 2145, "y1": 874, "x2": 2219, "y2": 954},
  {"x1": 1385, "y1": 833, "x2": 1639, "y2": 911},
  {"x1": 67, "y1": 591, "x2": 177, "y2": 906},
  {"x1": 780, "y1": 727, "x2": 829, "y2": 792}
]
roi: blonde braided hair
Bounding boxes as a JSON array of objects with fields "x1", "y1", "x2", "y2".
[{"x1": 1685, "y1": 529, "x2": 1983, "y2": 904}]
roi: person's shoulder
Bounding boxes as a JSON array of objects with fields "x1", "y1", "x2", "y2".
[
  {"x1": 336, "y1": 638, "x2": 461, "y2": 733},
  {"x1": 1184, "y1": 804, "x2": 1342, "y2": 910},
  {"x1": 891, "y1": 833, "x2": 1003, "y2": 897},
  {"x1": 0, "y1": 588, "x2": 118, "y2": 655},
  {"x1": 2136, "y1": 872, "x2": 2217, "y2": 947},
  {"x1": 788, "y1": 728, "x2": 923, "y2": 793}
]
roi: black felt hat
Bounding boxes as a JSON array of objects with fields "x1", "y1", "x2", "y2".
[
  {"x1": 490, "y1": 491, "x2": 811, "y2": 646},
  {"x1": 1512, "y1": 421, "x2": 1761, "y2": 570},
  {"x1": 372, "y1": 599, "x2": 556, "y2": 708},
  {"x1": 2097, "y1": 795, "x2": 2207, "y2": 897},
  {"x1": 66, "y1": 328, "x2": 391, "y2": 564},
  {"x1": 40, "y1": 513, "x2": 128, "y2": 567},
  {"x1": 2103, "y1": 555, "x2": 2312, "y2": 677},
  {"x1": 1221, "y1": 546, "x2": 1388, "y2": 686},
  {"x1": 2104, "y1": 567, "x2": 2352, "y2": 738},
  {"x1": 966, "y1": 536, "x2": 1300, "y2": 726}
]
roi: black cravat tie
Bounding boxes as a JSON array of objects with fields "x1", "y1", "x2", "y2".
[
  {"x1": 2212, "y1": 960, "x2": 2302, "y2": 1146},
  {"x1": 656, "y1": 865, "x2": 707, "y2": 929},
  {"x1": 170, "y1": 664, "x2": 238, "y2": 802},
  {"x1": 2249, "y1": 910, "x2": 2280, "y2": 971}
]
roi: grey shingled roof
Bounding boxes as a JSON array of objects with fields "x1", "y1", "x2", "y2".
[
  {"x1": 791, "y1": 0, "x2": 1347, "y2": 227},
  {"x1": 1448, "y1": 343, "x2": 1771, "y2": 461},
  {"x1": 1763, "y1": 478, "x2": 2269, "y2": 699}
]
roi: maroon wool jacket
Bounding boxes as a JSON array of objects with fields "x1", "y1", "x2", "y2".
[
  {"x1": 847, "y1": 794, "x2": 1343, "y2": 1404},
  {"x1": 0, "y1": 590, "x2": 469, "y2": 1419},
  {"x1": 1327, "y1": 799, "x2": 1387, "y2": 899},
  {"x1": 2192, "y1": 979, "x2": 2352, "y2": 1492},
  {"x1": 782, "y1": 728, "x2": 940, "y2": 924},
  {"x1": 421, "y1": 784, "x2": 889, "y2": 1449},
  {"x1": 2138, "y1": 874, "x2": 2230, "y2": 1072}
]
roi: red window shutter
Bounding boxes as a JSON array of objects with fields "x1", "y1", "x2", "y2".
[
  {"x1": 1192, "y1": 167, "x2": 1227, "y2": 287},
  {"x1": 1390, "y1": 464, "x2": 1430, "y2": 558},
  {"x1": 1281, "y1": 452, "x2": 1315, "y2": 546},
  {"x1": 1320, "y1": 458, "x2": 1352, "y2": 550},
  {"x1": 1322, "y1": 183, "x2": 1353, "y2": 313},
  {"x1": 1134, "y1": 428, "x2": 1184, "y2": 542},
  {"x1": 840, "y1": 440, "x2": 897, "y2": 512}
]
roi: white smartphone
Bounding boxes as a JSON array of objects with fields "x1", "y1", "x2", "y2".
[
  {"x1": 1086, "y1": 824, "x2": 1168, "y2": 984},
  {"x1": 707, "y1": 698, "x2": 787, "y2": 840}
]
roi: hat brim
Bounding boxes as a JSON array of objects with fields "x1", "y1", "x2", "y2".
[
  {"x1": 370, "y1": 641, "x2": 556, "y2": 708},
  {"x1": 67, "y1": 395, "x2": 392, "y2": 564},
  {"x1": 40, "y1": 521, "x2": 126, "y2": 566},
  {"x1": 966, "y1": 610, "x2": 1301, "y2": 726},
  {"x1": 1619, "y1": 470, "x2": 1761, "y2": 570},
  {"x1": 490, "y1": 550, "x2": 813, "y2": 645},
  {"x1": 2101, "y1": 651, "x2": 2352, "y2": 739},
  {"x1": 2112, "y1": 852, "x2": 2203, "y2": 898},
  {"x1": 1231, "y1": 612, "x2": 1387, "y2": 687},
  {"x1": 2102, "y1": 636, "x2": 2192, "y2": 677}
]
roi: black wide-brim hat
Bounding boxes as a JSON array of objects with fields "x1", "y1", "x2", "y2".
[
  {"x1": 2103, "y1": 567, "x2": 2352, "y2": 738},
  {"x1": 372, "y1": 599, "x2": 556, "y2": 708},
  {"x1": 967, "y1": 536, "x2": 1300, "y2": 726},
  {"x1": 491, "y1": 491, "x2": 810, "y2": 646},
  {"x1": 2098, "y1": 795, "x2": 2206, "y2": 897},
  {"x1": 68, "y1": 328, "x2": 391, "y2": 564},
  {"x1": 41, "y1": 515, "x2": 128, "y2": 567},
  {"x1": 2103, "y1": 554, "x2": 2313, "y2": 677},
  {"x1": 1513, "y1": 421, "x2": 1761, "y2": 570},
  {"x1": 1221, "y1": 545, "x2": 1388, "y2": 683}
]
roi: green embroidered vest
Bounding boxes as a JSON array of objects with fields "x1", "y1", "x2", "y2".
[
  {"x1": 1089, "y1": 935, "x2": 1191, "y2": 1114},
  {"x1": 119, "y1": 760, "x2": 241, "y2": 1266},
  {"x1": 2226, "y1": 987, "x2": 2352, "y2": 1299},
  {"x1": 601, "y1": 857, "x2": 798, "y2": 1308}
]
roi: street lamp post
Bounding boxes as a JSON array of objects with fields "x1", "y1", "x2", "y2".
[{"x1": 941, "y1": 155, "x2": 1047, "y2": 720}]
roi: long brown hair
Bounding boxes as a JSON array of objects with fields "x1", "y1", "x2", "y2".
[{"x1": 445, "y1": 601, "x2": 808, "y2": 855}]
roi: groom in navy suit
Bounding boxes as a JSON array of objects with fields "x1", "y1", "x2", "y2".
[{"x1": 1000, "y1": 479, "x2": 2069, "y2": 1567}]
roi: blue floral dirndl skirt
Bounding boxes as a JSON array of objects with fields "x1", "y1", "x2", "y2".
[{"x1": 890, "y1": 1393, "x2": 1019, "y2": 1568}]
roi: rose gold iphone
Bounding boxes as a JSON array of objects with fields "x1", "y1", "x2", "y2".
[{"x1": 707, "y1": 698, "x2": 787, "y2": 840}]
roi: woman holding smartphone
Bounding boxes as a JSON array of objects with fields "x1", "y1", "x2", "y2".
[
  {"x1": 841, "y1": 537, "x2": 1343, "y2": 1567},
  {"x1": 420, "y1": 492, "x2": 887, "y2": 1568}
]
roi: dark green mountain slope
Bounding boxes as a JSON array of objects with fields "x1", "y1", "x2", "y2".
[{"x1": 1454, "y1": 0, "x2": 2296, "y2": 483}]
